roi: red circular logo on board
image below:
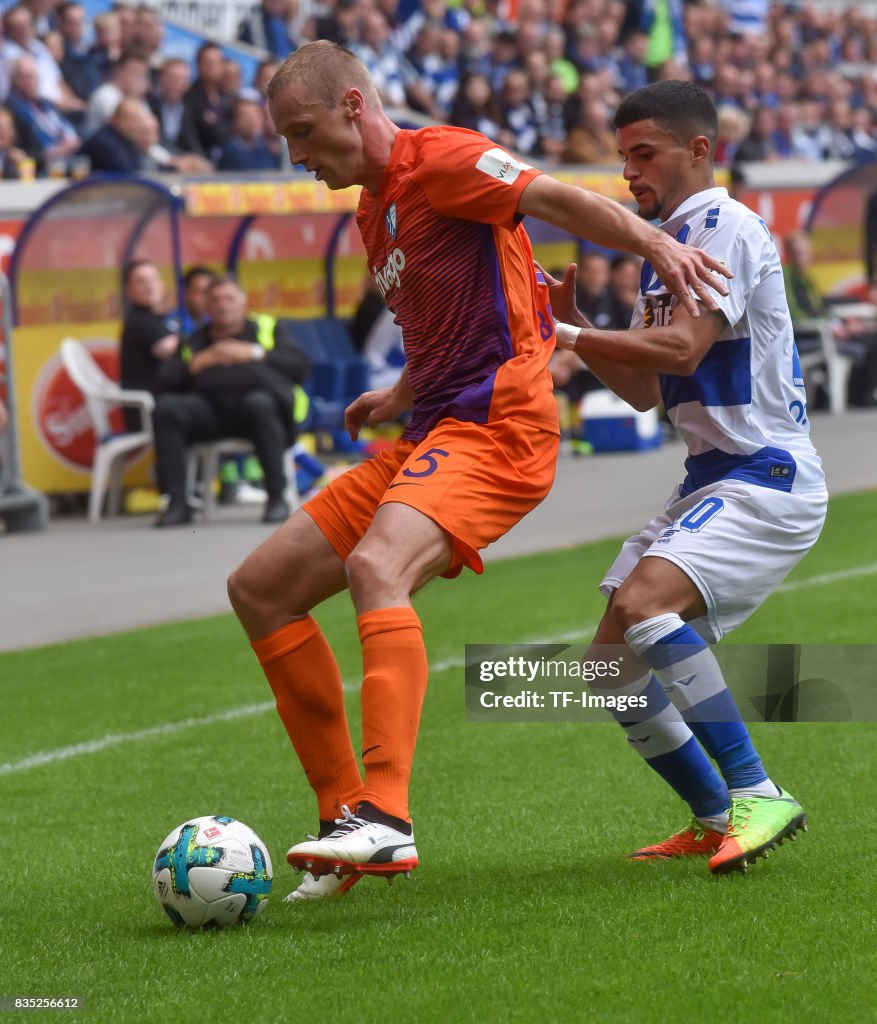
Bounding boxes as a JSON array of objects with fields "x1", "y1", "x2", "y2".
[{"x1": 34, "y1": 341, "x2": 124, "y2": 470}]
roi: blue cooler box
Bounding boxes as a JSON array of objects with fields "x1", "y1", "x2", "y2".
[{"x1": 580, "y1": 390, "x2": 662, "y2": 452}]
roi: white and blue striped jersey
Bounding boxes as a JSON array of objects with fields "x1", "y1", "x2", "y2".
[{"x1": 632, "y1": 186, "x2": 826, "y2": 497}]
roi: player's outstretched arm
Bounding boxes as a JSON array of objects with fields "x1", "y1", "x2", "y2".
[
  {"x1": 519, "y1": 176, "x2": 731, "y2": 318},
  {"x1": 555, "y1": 296, "x2": 727, "y2": 409},
  {"x1": 540, "y1": 262, "x2": 661, "y2": 411},
  {"x1": 345, "y1": 367, "x2": 414, "y2": 440}
]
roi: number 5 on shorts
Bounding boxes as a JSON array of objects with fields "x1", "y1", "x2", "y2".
[
  {"x1": 402, "y1": 447, "x2": 450, "y2": 478},
  {"x1": 679, "y1": 496, "x2": 724, "y2": 532}
]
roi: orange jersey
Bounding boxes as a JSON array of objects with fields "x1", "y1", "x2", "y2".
[{"x1": 356, "y1": 126, "x2": 559, "y2": 441}]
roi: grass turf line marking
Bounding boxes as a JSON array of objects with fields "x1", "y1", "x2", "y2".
[
  {"x1": 4, "y1": 558, "x2": 877, "y2": 780},
  {"x1": 776, "y1": 562, "x2": 877, "y2": 593},
  {"x1": 0, "y1": 624, "x2": 598, "y2": 778}
]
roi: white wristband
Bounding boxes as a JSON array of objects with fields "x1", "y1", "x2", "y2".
[
  {"x1": 554, "y1": 322, "x2": 580, "y2": 350},
  {"x1": 250, "y1": 344, "x2": 266, "y2": 362}
]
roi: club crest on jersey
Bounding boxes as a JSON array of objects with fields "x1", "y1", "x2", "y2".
[{"x1": 385, "y1": 202, "x2": 398, "y2": 239}]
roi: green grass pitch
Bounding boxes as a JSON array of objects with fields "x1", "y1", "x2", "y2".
[{"x1": 2, "y1": 490, "x2": 876, "y2": 1023}]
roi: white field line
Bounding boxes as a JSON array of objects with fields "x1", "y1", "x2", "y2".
[
  {"x1": 3, "y1": 559, "x2": 876, "y2": 779},
  {"x1": 0, "y1": 625, "x2": 597, "y2": 779},
  {"x1": 776, "y1": 562, "x2": 877, "y2": 593}
]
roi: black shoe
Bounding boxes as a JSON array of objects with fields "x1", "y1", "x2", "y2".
[
  {"x1": 262, "y1": 496, "x2": 290, "y2": 524},
  {"x1": 155, "y1": 501, "x2": 193, "y2": 528}
]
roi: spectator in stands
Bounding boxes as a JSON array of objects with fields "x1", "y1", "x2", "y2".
[
  {"x1": 119, "y1": 258, "x2": 180, "y2": 430},
  {"x1": 147, "y1": 57, "x2": 195, "y2": 154},
  {"x1": 132, "y1": 3, "x2": 164, "y2": 86},
  {"x1": 448, "y1": 72, "x2": 502, "y2": 140},
  {"x1": 253, "y1": 58, "x2": 281, "y2": 97},
  {"x1": 404, "y1": 21, "x2": 457, "y2": 119},
  {"x1": 772, "y1": 102, "x2": 822, "y2": 161},
  {"x1": 0, "y1": 105, "x2": 31, "y2": 177},
  {"x1": 615, "y1": 31, "x2": 649, "y2": 94},
  {"x1": 182, "y1": 41, "x2": 231, "y2": 162},
  {"x1": 350, "y1": 9, "x2": 412, "y2": 109},
  {"x1": 543, "y1": 25, "x2": 578, "y2": 94},
  {"x1": 7, "y1": 54, "x2": 79, "y2": 173},
  {"x1": 21, "y1": 0, "x2": 56, "y2": 37},
  {"x1": 713, "y1": 104, "x2": 749, "y2": 164},
  {"x1": 237, "y1": 0, "x2": 296, "y2": 61},
  {"x1": 487, "y1": 29, "x2": 519, "y2": 91},
  {"x1": 2, "y1": 4, "x2": 82, "y2": 114},
  {"x1": 90, "y1": 11, "x2": 122, "y2": 84},
  {"x1": 537, "y1": 73, "x2": 571, "y2": 163},
  {"x1": 499, "y1": 69, "x2": 539, "y2": 155},
  {"x1": 312, "y1": 0, "x2": 360, "y2": 48},
  {"x1": 822, "y1": 97, "x2": 877, "y2": 162},
  {"x1": 84, "y1": 48, "x2": 149, "y2": 137},
  {"x1": 139, "y1": 108, "x2": 212, "y2": 172},
  {"x1": 217, "y1": 97, "x2": 281, "y2": 171},
  {"x1": 574, "y1": 251, "x2": 614, "y2": 328},
  {"x1": 152, "y1": 275, "x2": 310, "y2": 527},
  {"x1": 619, "y1": 0, "x2": 688, "y2": 81},
  {"x1": 563, "y1": 98, "x2": 618, "y2": 165},
  {"x1": 457, "y1": 18, "x2": 492, "y2": 80},
  {"x1": 606, "y1": 252, "x2": 642, "y2": 328},
  {"x1": 112, "y1": 2, "x2": 136, "y2": 50},
  {"x1": 57, "y1": 2, "x2": 100, "y2": 103},
  {"x1": 79, "y1": 95, "x2": 147, "y2": 171},
  {"x1": 733, "y1": 104, "x2": 780, "y2": 163}
]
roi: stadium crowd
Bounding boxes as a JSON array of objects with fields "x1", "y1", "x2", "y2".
[{"x1": 0, "y1": 0, "x2": 876, "y2": 177}]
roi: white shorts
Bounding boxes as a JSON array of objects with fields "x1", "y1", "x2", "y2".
[{"x1": 600, "y1": 481, "x2": 828, "y2": 643}]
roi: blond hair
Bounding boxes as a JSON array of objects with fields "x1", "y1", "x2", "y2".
[{"x1": 265, "y1": 40, "x2": 379, "y2": 107}]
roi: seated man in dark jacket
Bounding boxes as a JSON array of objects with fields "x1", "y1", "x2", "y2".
[
  {"x1": 153, "y1": 275, "x2": 310, "y2": 527},
  {"x1": 79, "y1": 96, "x2": 145, "y2": 172}
]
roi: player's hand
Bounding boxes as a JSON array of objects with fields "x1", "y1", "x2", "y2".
[
  {"x1": 536, "y1": 262, "x2": 582, "y2": 327},
  {"x1": 647, "y1": 233, "x2": 731, "y2": 317},
  {"x1": 345, "y1": 387, "x2": 408, "y2": 440},
  {"x1": 151, "y1": 334, "x2": 179, "y2": 360},
  {"x1": 535, "y1": 262, "x2": 594, "y2": 332}
]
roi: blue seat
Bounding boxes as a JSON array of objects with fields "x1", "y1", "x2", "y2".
[{"x1": 281, "y1": 318, "x2": 371, "y2": 434}]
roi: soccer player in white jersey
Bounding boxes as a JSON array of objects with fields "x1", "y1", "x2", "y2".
[{"x1": 550, "y1": 80, "x2": 828, "y2": 874}]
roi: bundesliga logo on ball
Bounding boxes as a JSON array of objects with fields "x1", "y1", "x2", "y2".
[{"x1": 152, "y1": 816, "x2": 273, "y2": 929}]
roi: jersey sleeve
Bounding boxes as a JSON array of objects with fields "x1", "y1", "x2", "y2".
[
  {"x1": 687, "y1": 208, "x2": 771, "y2": 327},
  {"x1": 409, "y1": 128, "x2": 542, "y2": 229}
]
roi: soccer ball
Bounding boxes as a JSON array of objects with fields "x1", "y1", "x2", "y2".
[{"x1": 152, "y1": 816, "x2": 273, "y2": 928}]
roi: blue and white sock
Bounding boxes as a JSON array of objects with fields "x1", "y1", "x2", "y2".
[
  {"x1": 624, "y1": 613, "x2": 778, "y2": 800},
  {"x1": 589, "y1": 670, "x2": 729, "y2": 824}
]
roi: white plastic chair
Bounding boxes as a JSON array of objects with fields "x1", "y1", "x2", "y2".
[
  {"x1": 794, "y1": 319, "x2": 854, "y2": 415},
  {"x1": 186, "y1": 439, "x2": 300, "y2": 521},
  {"x1": 60, "y1": 338, "x2": 154, "y2": 521}
]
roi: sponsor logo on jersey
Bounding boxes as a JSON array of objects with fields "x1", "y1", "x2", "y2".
[
  {"x1": 385, "y1": 202, "x2": 397, "y2": 240},
  {"x1": 643, "y1": 294, "x2": 674, "y2": 329},
  {"x1": 373, "y1": 247, "x2": 406, "y2": 298},
  {"x1": 475, "y1": 146, "x2": 531, "y2": 184}
]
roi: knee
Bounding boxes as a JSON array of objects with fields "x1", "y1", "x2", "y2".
[
  {"x1": 346, "y1": 542, "x2": 394, "y2": 600},
  {"x1": 241, "y1": 390, "x2": 277, "y2": 420},
  {"x1": 608, "y1": 584, "x2": 652, "y2": 636},
  {"x1": 154, "y1": 394, "x2": 183, "y2": 427},
  {"x1": 227, "y1": 556, "x2": 263, "y2": 619}
]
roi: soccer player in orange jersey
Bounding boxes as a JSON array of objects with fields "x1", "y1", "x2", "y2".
[{"x1": 227, "y1": 40, "x2": 731, "y2": 901}]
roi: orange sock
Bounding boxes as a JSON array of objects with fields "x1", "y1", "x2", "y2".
[
  {"x1": 357, "y1": 606, "x2": 428, "y2": 822},
  {"x1": 252, "y1": 616, "x2": 363, "y2": 822}
]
